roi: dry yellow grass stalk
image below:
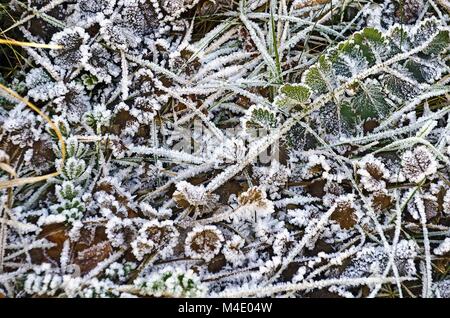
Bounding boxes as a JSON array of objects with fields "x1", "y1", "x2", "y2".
[
  {"x1": 0, "y1": 82, "x2": 66, "y2": 190},
  {"x1": 0, "y1": 162, "x2": 16, "y2": 178},
  {"x1": 0, "y1": 38, "x2": 62, "y2": 50}
]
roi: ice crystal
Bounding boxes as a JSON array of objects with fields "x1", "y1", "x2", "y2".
[
  {"x1": 173, "y1": 181, "x2": 219, "y2": 211},
  {"x1": 1, "y1": 0, "x2": 449, "y2": 299}
]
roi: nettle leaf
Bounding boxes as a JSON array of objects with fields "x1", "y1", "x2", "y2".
[
  {"x1": 383, "y1": 73, "x2": 421, "y2": 101},
  {"x1": 422, "y1": 30, "x2": 449, "y2": 55},
  {"x1": 389, "y1": 18, "x2": 447, "y2": 56},
  {"x1": 332, "y1": 50, "x2": 369, "y2": 80},
  {"x1": 411, "y1": 18, "x2": 442, "y2": 48},
  {"x1": 350, "y1": 28, "x2": 385, "y2": 64},
  {"x1": 280, "y1": 83, "x2": 311, "y2": 103},
  {"x1": 279, "y1": 18, "x2": 449, "y2": 138},
  {"x1": 303, "y1": 56, "x2": 335, "y2": 95},
  {"x1": 328, "y1": 30, "x2": 382, "y2": 79},
  {"x1": 275, "y1": 84, "x2": 311, "y2": 109},
  {"x1": 404, "y1": 58, "x2": 444, "y2": 83},
  {"x1": 243, "y1": 105, "x2": 278, "y2": 130},
  {"x1": 351, "y1": 79, "x2": 389, "y2": 120},
  {"x1": 340, "y1": 101, "x2": 358, "y2": 131}
]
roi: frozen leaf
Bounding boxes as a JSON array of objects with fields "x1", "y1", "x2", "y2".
[
  {"x1": 131, "y1": 220, "x2": 178, "y2": 260},
  {"x1": 50, "y1": 27, "x2": 89, "y2": 70},
  {"x1": 173, "y1": 181, "x2": 219, "y2": 211},
  {"x1": 275, "y1": 84, "x2": 311, "y2": 109},
  {"x1": 303, "y1": 56, "x2": 335, "y2": 95},
  {"x1": 243, "y1": 105, "x2": 278, "y2": 130},
  {"x1": 75, "y1": 241, "x2": 112, "y2": 274},
  {"x1": 351, "y1": 79, "x2": 390, "y2": 120},
  {"x1": 371, "y1": 190, "x2": 394, "y2": 211},
  {"x1": 185, "y1": 225, "x2": 224, "y2": 262},
  {"x1": 25, "y1": 68, "x2": 67, "y2": 101},
  {"x1": 330, "y1": 195, "x2": 359, "y2": 230},
  {"x1": 357, "y1": 155, "x2": 390, "y2": 192},
  {"x1": 134, "y1": 266, "x2": 205, "y2": 297},
  {"x1": 237, "y1": 186, "x2": 274, "y2": 217},
  {"x1": 401, "y1": 146, "x2": 438, "y2": 183}
]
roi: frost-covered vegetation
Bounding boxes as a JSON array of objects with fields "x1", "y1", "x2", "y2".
[{"x1": 0, "y1": 0, "x2": 449, "y2": 298}]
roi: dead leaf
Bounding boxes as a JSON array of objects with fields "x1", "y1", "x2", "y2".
[
  {"x1": 330, "y1": 201, "x2": 357, "y2": 230},
  {"x1": 74, "y1": 241, "x2": 112, "y2": 274},
  {"x1": 36, "y1": 223, "x2": 69, "y2": 262}
]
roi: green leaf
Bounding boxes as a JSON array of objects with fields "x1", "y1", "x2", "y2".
[
  {"x1": 333, "y1": 50, "x2": 369, "y2": 79},
  {"x1": 276, "y1": 83, "x2": 311, "y2": 109},
  {"x1": 244, "y1": 105, "x2": 278, "y2": 130},
  {"x1": 303, "y1": 56, "x2": 334, "y2": 95},
  {"x1": 422, "y1": 30, "x2": 450, "y2": 55},
  {"x1": 340, "y1": 101, "x2": 357, "y2": 131},
  {"x1": 280, "y1": 83, "x2": 311, "y2": 103},
  {"x1": 356, "y1": 27, "x2": 391, "y2": 63},
  {"x1": 383, "y1": 74, "x2": 420, "y2": 101},
  {"x1": 360, "y1": 27, "x2": 384, "y2": 45},
  {"x1": 351, "y1": 80, "x2": 389, "y2": 120},
  {"x1": 404, "y1": 58, "x2": 443, "y2": 83}
]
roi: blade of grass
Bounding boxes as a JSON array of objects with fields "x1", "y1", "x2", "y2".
[{"x1": 0, "y1": 83, "x2": 66, "y2": 189}]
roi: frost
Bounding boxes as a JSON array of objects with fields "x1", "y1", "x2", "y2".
[
  {"x1": 222, "y1": 235, "x2": 246, "y2": 266},
  {"x1": 1, "y1": 0, "x2": 449, "y2": 299},
  {"x1": 237, "y1": 186, "x2": 275, "y2": 218},
  {"x1": 50, "y1": 27, "x2": 90, "y2": 71},
  {"x1": 53, "y1": 82, "x2": 90, "y2": 123},
  {"x1": 302, "y1": 154, "x2": 331, "y2": 179},
  {"x1": 131, "y1": 220, "x2": 178, "y2": 260},
  {"x1": 329, "y1": 194, "x2": 361, "y2": 230},
  {"x1": 444, "y1": 191, "x2": 450, "y2": 215},
  {"x1": 433, "y1": 280, "x2": 450, "y2": 298},
  {"x1": 50, "y1": 181, "x2": 85, "y2": 223},
  {"x1": 401, "y1": 146, "x2": 438, "y2": 183},
  {"x1": 253, "y1": 161, "x2": 290, "y2": 199},
  {"x1": 342, "y1": 240, "x2": 418, "y2": 279},
  {"x1": 105, "y1": 262, "x2": 136, "y2": 283},
  {"x1": 22, "y1": 264, "x2": 63, "y2": 296},
  {"x1": 2, "y1": 109, "x2": 42, "y2": 148},
  {"x1": 25, "y1": 68, "x2": 67, "y2": 101},
  {"x1": 82, "y1": 43, "x2": 120, "y2": 84},
  {"x1": 105, "y1": 217, "x2": 137, "y2": 248},
  {"x1": 173, "y1": 181, "x2": 219, "y2": 211},
  {"x1": 134, "y1": 266, "x2": 205, "y2": 298},
  {"x1": 357, "y1": 155, "x2": 390, "y2": 192},
  {"x1": 185, "y1": 225, "x2": 224, "y2": 261},
  {"x1": 72, "y1": 0, "x2": 116, "y2": 25},
  {"x1": 434, "y1": 238, "x2": 450, "y2": 256}
]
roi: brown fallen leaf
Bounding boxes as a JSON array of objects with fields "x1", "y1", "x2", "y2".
[
  {"x1": 35, "y1": 223, "x2": 69, "y2": 262},
  {"x1": 372, "y1": 191, "x2": 394, "y2": 211},
  {"x1": 330, "y1": 200, "x2": 357, "y2": 230},
  {"x1": 74, "y1": 241, "x2": 112, "y2": 274},
  {"x1": 207, "y1": 254, "x2": 226, "y2": 273},
  {"x1": 305, "y1": 179, "x2": 327, "y2": 197}
]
